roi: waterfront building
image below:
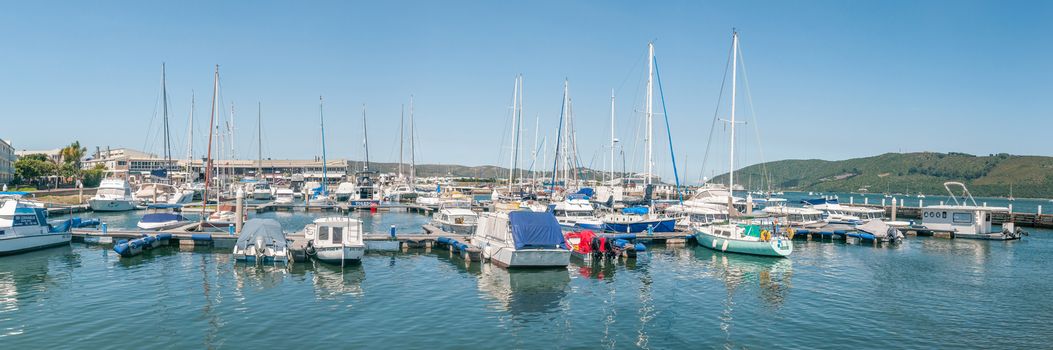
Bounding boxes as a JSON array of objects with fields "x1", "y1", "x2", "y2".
[{"x1": 0, "y1": 139, "x2": 14, "y2": 185}]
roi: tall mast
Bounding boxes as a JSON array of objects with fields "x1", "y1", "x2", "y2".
[
  {"x1": 186, "y1": 91, "x2": 194, "y2": 177},
  {"x1": 728, "y1": 31, "x2": 739, "y2": 212},
  {"x1": 531, "y1": 113, "x2": 539, "y2": 186},
  {"x1": 610, "y1": 89, "x2": 616, "y2": 183},
  {"x1": 508, "y1": 75, "x2": 520, "y2": 193},
  {"x1": 517, "y1": 75, "x2": 524, "y2": 184},
  {"x1": 161, "y1": 63, "x2": 171, "y2": 169},
  {"x1": 561, "y1": 80, "x2": 569, "y2": 187},
  {"x1": 645, "y1": 42, "x2": 654, "y2": 187},
  {"x1": 399, "y1": 104, "x2": 404, "y2": 178},
  {"x1": 409, "y1": 95, "x2": 416, "y2": 185},
  {"x1": 257, "y1": 102, "x2": 262, "y2": 177},
  {"x1": 362, "y1": 104, "x2": 370, "y2": 171},
  {"x1": 320, "y1": 96, "x2": 328, "y2": 196},
  {"x1": 201, "y1": 65, "x2": 219, "y2": 222}
]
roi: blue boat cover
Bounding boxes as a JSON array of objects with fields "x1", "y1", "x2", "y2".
[
  {"x1": 621, "y1": 206, "x2": 649, "y2": 215},
  {"x1": 140, "y1": 213, "x2": 187, "y2": 223},
  {"x1": 508, "y1": 211, "x2": 565, "y2": 250},
  {"x1": 150, "y1": 168, "x2": 168, "y2": 178},
  {"x1": 575, "y1": 187, "x2": 594, "y2": 198}
]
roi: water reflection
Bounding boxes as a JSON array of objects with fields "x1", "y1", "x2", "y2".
[
  {"x1": 232, "y1": 263, "x2": 288, "y2": 291},
  {"x1": 477, "y1": 264, "x2": 571, "y2": 315},
  {"x1": 692, "y1": 248, "x2": 793, "y2": 346},
  {"x1": 0, "y1": 246, "x2": 75, "y2": 337},
  {"x1": 308, "y1": 261, "x2": 365, "y2": 299}
]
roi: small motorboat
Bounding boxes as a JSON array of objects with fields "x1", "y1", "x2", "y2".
[
  {"x1": 137, "y1": 204, "x2": 190, "y2": 231},
  {"x1": 233, "y1": 219, "x2": 290, "y2": 263},
  {"x1": 302, "y1": 217, "x2": 366, "y2": 265}
]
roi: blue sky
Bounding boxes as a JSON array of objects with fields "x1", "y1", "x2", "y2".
[{"x1": 2, "y1": 0, "x2": 1050, "y2": 183}]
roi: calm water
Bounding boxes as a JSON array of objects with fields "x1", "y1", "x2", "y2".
[{"x1": 2, "y1": 210, "x2": 1052, "y2": 349}]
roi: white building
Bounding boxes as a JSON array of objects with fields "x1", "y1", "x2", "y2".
[{"x1": 0, "y1": 139, "x2": 13, "y2": 185}]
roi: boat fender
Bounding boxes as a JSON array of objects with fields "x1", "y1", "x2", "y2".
[
  {"x1": 634, "y1": 243, "x2": 646, "y2": 252},
  {"x1": 157, "y1": 233, "x2": 172, "y2": 241},
  {"x1": 833, "y1": 230, "x2": 846, "y2": 235},
  {"x1": 191, "y1": 233, "x2": 212, "y2": 241},
  {"x1": 114, "y1": 243, "x2": 129, "y2": 256}
]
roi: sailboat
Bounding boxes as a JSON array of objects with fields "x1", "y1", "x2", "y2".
[
  {"x1": 598, "y1": 42, "x2": 675, "y2": 233},
  {"x1": 492, "y1": 74, "x2": 525, "y2": 212},
  {"x1": 694, "y1": 31, "x2": 793, "y2": 258},
  {"x1": 250, "y1": 103, "x2": 274, "y2": 200}
]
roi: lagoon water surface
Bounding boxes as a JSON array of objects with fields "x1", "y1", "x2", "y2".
[{"x1": 1, "y1": 210, "x2": 1051, "y2": 349}]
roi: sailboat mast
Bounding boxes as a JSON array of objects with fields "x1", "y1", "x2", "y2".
[
  {"x1": 508, "y1": 75, "x2": 520, "y2": 193},
  {"x1": 561, "y1": 80, "x2": 569, "y2": 188},
  {"x1": 610, "y1": 89, "x2": 615, "y2": 183},
  {"x1": 728, "y1": 31, "x2": 738, "y2": 212},
  {"x1": 362, "y1": 104, "x2": 370, "y2": 171},
  {"x1": 201, "y1": 65, "x2": 219, "y2": 221},
  {"x1": 162, "y1": 63, "x2": 171, "y2": 168},
  {"x1": 646, "y1": 42, "x2": 654, "y2": 187},
  {"x1": 257, "y1": 102, "x2": 262, "y2": 176},
  {"x1": 186, "y1": 91, "x2": 194, "y2": 177},
  {"x1": 409, "y1": 95, "x2": 416, "y2": 185},
  {"x1": 399, "y1": 104, "x2": 404, "y2": 178},
  {"x1": 532, "y1": 113, "x2": 539, "y2": 187},
  {"x1": 517, "y1": 75, "x2": 524, "y2": 185},
  {"x1": 320, "y1": 96, "x2": 328, "y2": 196}
]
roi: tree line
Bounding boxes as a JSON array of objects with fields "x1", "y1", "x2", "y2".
[{"x1": 12, "y1": 141, "x2": 105, "y2": 189}]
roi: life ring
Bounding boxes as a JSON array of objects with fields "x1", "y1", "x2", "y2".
[
  {"x1": 760, "y1": 230, "x2": 771, "y2": 241},
  {"x1": 787, "y1": 228, "x2": 796, "y2": 240}
]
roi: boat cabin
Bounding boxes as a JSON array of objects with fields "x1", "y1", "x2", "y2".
[{"x1": 921, "y1": 205, "x2": 1004, "y2": 236}]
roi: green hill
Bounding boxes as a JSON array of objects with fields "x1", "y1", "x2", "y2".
[{"x1": 710, "y1": 152, "x2": 1053, "y2": 198}]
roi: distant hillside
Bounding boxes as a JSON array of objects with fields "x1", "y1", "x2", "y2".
[
  {"x1": 346, "y1": 160, "x2": 607, "y2": 181},
  {"x1": 710, "y1": 152, "x2": 1053, "y2": 198}
]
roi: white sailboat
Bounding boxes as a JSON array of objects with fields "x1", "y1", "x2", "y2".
[{"x1": 694, "y1": 31, "x2": 793, "y2": 258}]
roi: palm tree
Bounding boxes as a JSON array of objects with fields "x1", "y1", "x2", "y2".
[{"x1": 59, "y1": 141, "x2": 87, "y2": 168}]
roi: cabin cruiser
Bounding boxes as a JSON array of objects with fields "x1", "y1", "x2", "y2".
[
  {"x1": 918, "y1": 182, "x2": 1027, "y2": 240},
  {"x1": 432, "y1": 201, "x2": 478, "y2": 234},
  {"x1": 251, "y1": 181, "x2": 274, "y2": 200},
  {"x1": 348, "y1": 171, "x2": 381, "y2": 206},
  {"x1": 206, "y1": 204, "x2": 245, "y2": 226},
  {"x1": 667, "y1": 184, "x2": 753, "y2": 215},
  {"x1": 762, "y1": 206, "x2": 825, "y2": 229},
  {"x1": 666, "y1": 205, "x2": 728, "y2": 230},
  {"x1": 88, "y1": 178, "x2": 138, "y2": 212},
  {"x1": 303, "y1": 217, "x2": 366, "y2": 264},
  {"x1": 470, "y1": 211, "x2": 571, "y2": 268},
  {"x1": 550, "y1": 193, "x2": 602, "y2": 230},
  {"x1": 0, "y1": 194, "x2": 72, "y2": 255},
  {"x1": 233, "y1": 219, "x2": 290, "y2": 263},
  {"x1": 801, "y1": 198, "x2": 885, "y2": 226},
  {"x1": 334, "y1": 181, "x2": 355, "y2": 202},
  {"x1": 136, "y1": 204, "x2": 190, "y2": 230},
  {"x1": 273, "y1": 187, "x2": 296, "y2": 204},
  {"x1": 135, "y1": 183, "x2": 194, "y2": 205},
  {"x1": 383, "y1": 182, "x2": 418, "y2": 201}
]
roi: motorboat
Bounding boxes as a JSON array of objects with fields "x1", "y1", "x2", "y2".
[
  {"x1": 383, "y1": 182, "x2": 418, "y2": 201},
  {"x1": 206, "y1": 204, "x2": 244, "y2": 226},
  {"x1": 334, "y1": 181, "x2": 355, "y2": 202},
  {"x1": 470, "y1": 211, "x2": 570, "y2": 268},
  {"x1": 762, "y1": 205, "x2": 825, "y2": 229},
  {"x1": 303, "y1": 217, "x2": 366, "y2": 264},
  {"x1": 135, "y1": 183, "x2": 194, "y2": 205},
  {"x1": 801, "y1": 198, "x2": 885, "y2": 227},
  {"x1": 550, "y1": 193, "x2": 603, "y2": 230},
  {"x1": 918, "y1": 182, "x2": 1027, "y2": 240},
  {"x1": 251, "y1": 181, "x2": 274, "y2": 200},
  {"x1": 432, "y1": 201, "x2": 478, "y2": 234},
  {"x1": 348, "y1": 171, "x2": 381, "y2": 207},
  {"x1": 273, "y1": 187, "x2": 296, "y2": 204},
  {"x1": 233, "y1": 219, "x2": 290, "y2": 263},
  {"x1": 136, "y1": 204, "x2": 190, "y2": 230},
  {"x1": 0, "y1": 193, "x2": 72, "y2": 255},
  {"x1": 664, "y1": 204, "x2": 728, "y2": 230},
  {"x1": 88, "y1": 178, "x2": 138, "y2": 212}
]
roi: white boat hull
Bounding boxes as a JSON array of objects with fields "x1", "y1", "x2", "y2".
[
  {"x1": 0, "y1": 232, "x2": 72, "y2": 256},
  {"x1": 137, "y1": 220, "x2": 189, "y2": 231},
  {"x1": 485, "y1": 247, "x2": 571, "y2": 268},
  {"x1": 252, "y1": 191, "x2": 273, "y2": 200},
  {"x1": 89, "y1": 199, "x2": 138, "y2": 212},
  {"x1": 313, "y1": 245, "x2": 365, "y2": 263}
]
